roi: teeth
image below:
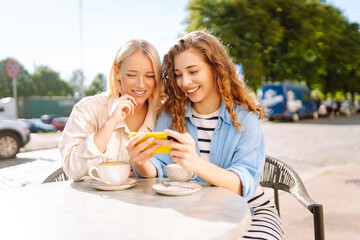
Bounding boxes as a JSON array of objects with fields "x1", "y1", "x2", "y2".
[
  {"x1": 133, "y1": 90, "x2": 146, "y2": 94},
  {"x1": 187, "y1": 86, "x2": 200, "y2": 93}
]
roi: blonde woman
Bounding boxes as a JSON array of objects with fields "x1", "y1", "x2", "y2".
[
  {"x1": 59, "y1": 39, "x2": 162, "y2": 181},
  {"x1": 130, "y1": 31, "x2": 284, "y2": 239}
]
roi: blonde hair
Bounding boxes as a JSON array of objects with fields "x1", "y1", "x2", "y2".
[
  {"x1": 108, "y1": 39, "x2": 163, "y2": 110},
  {"x1": 162, "y1": 30, "x2": 264, "y2": 133}
]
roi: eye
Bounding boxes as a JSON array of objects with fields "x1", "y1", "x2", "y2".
[
  {"x1": 190, "y1": 70, "x2": 198, "y2": 75},
  {"x1": 175, "y1": 73, "x2": 182, "y2": 78},
  {"x1": 146, "y1": 75, "x2": 155, "y2": 78},
  {"x1": 126, "y1": 74, "x2": 136, "y2": 77}
]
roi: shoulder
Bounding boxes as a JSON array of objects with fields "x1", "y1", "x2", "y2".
[
  {"x1": 233, "y1": 105, "x2": 262, "y2": 130},
  {"x1": 158, "y1": 111, "x2": 172, "y2": 122},
  {"x1": 233, "y1": 105, "x2": 260, "y2": 121},
  {"x1": 155, "y1": 111, "x2": 173, "y2": 127}
]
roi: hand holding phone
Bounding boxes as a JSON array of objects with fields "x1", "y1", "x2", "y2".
[{"x1": 129, "y1": 132, "x2": 178, "y2": 154}]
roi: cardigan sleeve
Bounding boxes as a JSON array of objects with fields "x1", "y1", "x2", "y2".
[
  {"x1": 226, "y1": 113, "x2": 265, "y2": 201},
  {"x1": 59, "y1": 100, "x2": 105, "y2": 181}
]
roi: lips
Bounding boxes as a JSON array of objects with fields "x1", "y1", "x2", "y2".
[
  {"x1": 132, "y1": 90, "x2": 147, "y2": 96},
  {"x1": 186, "y1": 86, "x2": 200, "y2": 95}
]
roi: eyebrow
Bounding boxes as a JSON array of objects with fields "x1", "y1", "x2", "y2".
[{"x1": 175, "y1": 65, "x2": 198, "y2": 72}]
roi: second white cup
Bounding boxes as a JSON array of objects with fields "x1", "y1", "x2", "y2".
[{"x1": 166, "y1": 164, "x2": 197, "y2": 182}]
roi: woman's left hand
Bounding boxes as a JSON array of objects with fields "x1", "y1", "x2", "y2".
[{"x1": 155, "y1": 129, "x2": 202, "y2": 173}]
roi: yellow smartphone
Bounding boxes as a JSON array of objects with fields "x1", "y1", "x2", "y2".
[{"x1": 129, "y1": 132, "x2": 177, "y2": 154}]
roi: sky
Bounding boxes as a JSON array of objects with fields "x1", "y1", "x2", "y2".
[{"x1": 1, "y1": 0, "x2": 359, "y2": 87}]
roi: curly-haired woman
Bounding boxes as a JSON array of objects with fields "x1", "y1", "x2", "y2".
[{"x1": 127, "y1": 31, "x2": 283, "y2": 239}]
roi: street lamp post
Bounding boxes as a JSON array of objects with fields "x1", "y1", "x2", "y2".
[{"x1": 79, "y1": 0, "x2": 85, "y2": 98}]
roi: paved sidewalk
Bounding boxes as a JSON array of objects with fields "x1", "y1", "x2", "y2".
[{"x1": 271, "y1": 163, "x2": 360, "y2": 240}]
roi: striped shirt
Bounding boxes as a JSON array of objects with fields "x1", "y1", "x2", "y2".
[
  {"x1": 192, "y1": 109, "x2": 283, "y2": 240},
  {"x1": 191, "y1": 108, "x2": 220, "y2": 161}
]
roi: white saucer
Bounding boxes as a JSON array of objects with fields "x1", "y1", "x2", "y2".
[
  {"x1": 90, "y1": 178, "x2": 137, "y2": 191},
  {"x1": 152, "y1": 181, "x2": 202, "y2": 196}
]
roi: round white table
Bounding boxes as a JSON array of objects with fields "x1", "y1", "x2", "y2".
[{"x1": 0, "y1": 178, "x2": 251, "y2": 240}]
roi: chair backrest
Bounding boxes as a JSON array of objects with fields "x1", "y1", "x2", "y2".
[
  {"x1": 43, "y1": 167, "x2": 69, "y2": 183},
  {"x1": 260, "y1": 155, "x2": 324, "y2": 240}
]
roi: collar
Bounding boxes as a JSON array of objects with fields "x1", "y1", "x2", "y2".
[
  {"x1": 107, "y1": 97, "x2": 157, "y2": 132},
  {"x1": 184, "y1": 101, "x2": 232, "y2": 124}
]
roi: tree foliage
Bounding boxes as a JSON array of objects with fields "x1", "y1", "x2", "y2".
[
  {"x1": 31, "y1": 66, "x2": 73, "y2": 96},
  {"x1": 86, "y1": 73, "x2": 107, "y2": 96},
  {"x1": 69, "y1": 69, "x2": 85, "y2": 97},
  {"x1": 0, "y1": 59, "x2": 73, "y2": 98},
  {"x1": 185, "y1": 0, "x2": 360, "y2": 96}
]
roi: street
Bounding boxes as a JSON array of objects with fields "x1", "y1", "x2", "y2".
[{"x1": 0, "y1": 114, "x2": 359, "y2": 190}]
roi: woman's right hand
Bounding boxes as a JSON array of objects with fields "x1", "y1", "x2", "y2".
[
  {"x1": 108, "y1": 94, "x2": 137, "y2": 126},
  {"x1": 126, "y1": 133, "x2": 160, "y2": 176}
]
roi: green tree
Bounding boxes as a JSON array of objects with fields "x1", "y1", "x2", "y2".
[
  {"x1": 185, "y1": 0, "x2": 360, "y2": 95},
  {"x1": 69, "y1": 69, "x2": 84, "y2": 97},
  {"x1": 85, "y1": 73, "x2": 107, "y2": 96},
  {"x1": 31, "y1": 66, "x2": 73, "y2": 96}
]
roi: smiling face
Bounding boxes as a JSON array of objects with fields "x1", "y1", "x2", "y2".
[
  {"x1": 118, "y1": 50, "x2": 155, "y2": 106},
  {"x1": 174, "y1": 48, "x2": 221, "y2": 114}
]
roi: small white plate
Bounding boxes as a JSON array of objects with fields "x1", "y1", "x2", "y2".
[
  {"x1": 90, "y1": 178, "x2": 137, "y2": 191},
  {"x1": 152, "y1": 181, "x2": 202, "y2": 196}
]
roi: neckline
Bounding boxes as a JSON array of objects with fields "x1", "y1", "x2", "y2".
[{"x1": 192, "y1": 107, "x2": 220, "y2": 119}]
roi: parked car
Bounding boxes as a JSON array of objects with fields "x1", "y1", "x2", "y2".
[
  {"x1": 40, "y1": 114, "x2": 64, "y2": 124},
  {"x1": 20, "y1": 118, "x2": 57, "y2": 133},
  {"x1": 51, "y1": 117, "x2": 69, "y2": 131},
  {"x1": 0, "y1": 117, "x2": 30, "y2": 159},
  {"x1": 260, "y1": 83, "x2": 318, "y2": 122}
]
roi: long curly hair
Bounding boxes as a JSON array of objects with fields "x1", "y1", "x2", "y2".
[{"x1": 162, "y1": 30, "x2": 264, "y2": 133}]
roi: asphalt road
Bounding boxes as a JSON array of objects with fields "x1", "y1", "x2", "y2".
[{"x1": 0, "y1": 114, "x2": 359, "y2": 190}]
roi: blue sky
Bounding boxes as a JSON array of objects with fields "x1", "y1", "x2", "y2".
[{"x1": 0, "y1": 0, "x2": 359, "y2": 86}]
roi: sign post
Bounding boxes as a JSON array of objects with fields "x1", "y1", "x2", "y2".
[{"x1": 6, "y1": 59, "x2": 20, "y2": 118}]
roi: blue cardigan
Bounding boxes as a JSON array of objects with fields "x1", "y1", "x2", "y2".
[{"x1": 136, "y1": 101, "x2": 265, "y2": 201}]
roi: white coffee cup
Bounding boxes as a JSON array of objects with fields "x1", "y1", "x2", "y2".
[
  {"x1": 166, "y1": 164, "x2": 197, "y2": 182},
  {"x1": 88, "y1": 162, "x2": 130, "y2": 185}
]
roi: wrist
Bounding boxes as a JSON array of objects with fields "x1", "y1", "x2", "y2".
[
  {"x1": 105, "y1": 117, "x2": 118, "y2": 129},
  {"x1": 191, "y1": 155, "x2": 207, "y2": 176},
  {"x1": 134, "y1": 161, "x2": 157, "y2": 177}
]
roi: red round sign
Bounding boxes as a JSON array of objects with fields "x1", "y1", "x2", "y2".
[{"x1": 6, "y1": 59, "x2": 20, "y2": 78}]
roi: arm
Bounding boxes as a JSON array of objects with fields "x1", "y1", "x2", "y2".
[
  {"x1": 59, "y1": 95, "x2": 137, "y2": 181},
  {"x1": 59, "y1": 100, "x2": 104, "y2": 181},
  {"x1": 129, "y1": 112, "x2": 173, "y2": 177},
  {"x1": 225, "y1": 113, "x2": 265, "y2": 200},
  {"x1": 156, "y1": 113, "x2": 265, "y2": 198},
  {"x1": 156, "y1": 129, "x2": 242, "y2": 194},
  {"x1": 126, "y1": 133, "x2": 160, "y2": 177},
  {"x1": 189, "y1": 154, "x2": 242, "y2": 194},
  {"x1": 94, "y1": 95, "x2": 137, "y2": 152}
]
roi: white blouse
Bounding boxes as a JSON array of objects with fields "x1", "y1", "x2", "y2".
[{"x1": 59, "y1": 93, "x2": 157, "y2": 181}]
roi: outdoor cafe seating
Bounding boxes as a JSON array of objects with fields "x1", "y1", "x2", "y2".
[{"x1": 44, "y1": 155, "x2": 325, "y2": 240}]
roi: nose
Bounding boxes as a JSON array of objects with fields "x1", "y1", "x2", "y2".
[
  {"x1": 137, "y1": 75, "x2": 145, "y2": 88},
  {"x1": 180, "y1": 73, "x2": 192, "y2": 87}
]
